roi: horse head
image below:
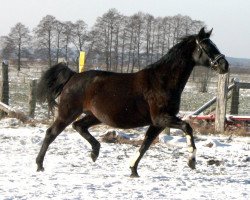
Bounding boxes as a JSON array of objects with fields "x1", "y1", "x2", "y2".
[{"x1": 193, "y1": 27, "x2": 229, "y2": 74}]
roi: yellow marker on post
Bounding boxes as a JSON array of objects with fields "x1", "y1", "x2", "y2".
[{"x1": 79, "y1": 51, "x2": 85, "y2": 73}]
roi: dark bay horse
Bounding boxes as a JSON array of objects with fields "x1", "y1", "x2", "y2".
[{"x1": 36, "y1": 28, "x2": 229, "y2": 177}]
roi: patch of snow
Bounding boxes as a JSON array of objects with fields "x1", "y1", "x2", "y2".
[
  {"x1": 0, "y1": 119, "x2": 249, "y2": 199},
  {"x1": 202, "y1": 138, "x2": 231, "y2": 148},
  {"x1": 0, "y1": 117, "x2": 22, "y2": 128}
]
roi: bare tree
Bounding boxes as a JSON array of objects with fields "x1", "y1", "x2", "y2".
[
  {"x1": 171, "y1": 14, "x2": 184, "y2": 46},
  {"x1": 34, "y1": 15, "x2": 56, "y2": 67},
  {"x1": 62, "y1": 21, "x2": 74, "y2": 62},
  {"x1": 94, "y1": 8, "x2": 122, "y2": 71},
  {"x1": 119, "y1": 16, "x2": 129, "y2": 72},
  {"x1": 126, "y1": 17, "x2": 135, "y2": 72},
  {"x1": 83, "y1": 10, "x2": 205, "y2": 73},
  {"x1": 154, "y1": 17, "x2": 163, "y2": 61},
  {"x1": 0, "y1": 36, "x2": 14, "y2": 60},
  {"x1": 190, "y1": 20, "x2": 205, "y2": 34},
  {"x1": 0, "y1": 10, "x2": 207, "y2": 74},
  {"x1": 84, "y1": 29, "x2": 100, "y2": 68},
  {"x1": 144, "y1": 14, "x2": 154, "y2": 66},
  {"x1": 72, "y1": 20, "x2": 88, "y2": 53},
  {"x1": 130, "y1": 13, "x2": 144, "y2": 71},
  {"x1": 156, "y1": 16, "x2": 173, "y2": 58},
  {"x1": 3, "y1": 23, "x2": 31, "y2": 70},
  {"x1": 94, "y1": 14, "x2": 109, "y2": 70},
  {"x1": 54, "y1": 20, "x2": 64, "y2": 63},
  {"x1": 113, "y1": 15, "x2": 124, "y2": 72}
]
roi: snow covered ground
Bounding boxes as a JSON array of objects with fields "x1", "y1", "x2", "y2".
[{"x1": 0, "y1": 118, "x2": 249, "y2": 200}]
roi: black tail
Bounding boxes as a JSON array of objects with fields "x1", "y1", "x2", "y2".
[{"x1": 37, "y1": 62, "x2": 76, "y2": 110}]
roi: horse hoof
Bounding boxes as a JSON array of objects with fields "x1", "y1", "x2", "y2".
[
  {"x1": 37, "y1": 166, "x2": 45, "y2": 172},
  {"x1": 130, "y1": 173, "x2": 140, "y2": 178},
  {"x1": 90, "y1": 144, "x2": 100, "y2": 162},
  {"x1": 130, "y1": 167, "x2": 140, "y2": 178},
  {"x1": 188, "y1": 158, "x2": 196, "y2": 169},
  {"x1": 91, "y1": 152, "x2": 99, "y2": 162}
]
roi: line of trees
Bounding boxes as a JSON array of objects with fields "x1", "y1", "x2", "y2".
[{"x1": 0, "y1": 8, "x2": 204, "y2": 72}]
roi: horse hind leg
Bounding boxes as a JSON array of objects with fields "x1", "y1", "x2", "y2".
[
  {"x1": 165, "y1": 116, "x2": 196, "y2": 169},
  {"x1": 130, "y1": 125, "x2": 163, "y2": 177},
  {"x1": 36, "y1": 119, "x2": 70, "y2": 171},
  {"x1": 72, "y1": 115, "x2": 101, "y2": 162}
]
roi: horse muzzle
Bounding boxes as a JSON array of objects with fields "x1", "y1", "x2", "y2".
[{"x1": 213, "y1": 57, "x2": 229, "y2": 74}]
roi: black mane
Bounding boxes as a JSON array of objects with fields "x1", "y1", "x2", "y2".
[
  {"x1": 37, "y1": 62, "x2": 76, "y2": 110},
  {"x1": 148, "y1": 34, "x2": 197, "y2": 69}
]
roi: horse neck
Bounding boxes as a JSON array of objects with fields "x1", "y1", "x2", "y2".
[{"x1": 152, "y1": 56, "x2": 195, "y2": 92}]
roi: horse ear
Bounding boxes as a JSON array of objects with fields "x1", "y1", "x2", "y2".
[
  {"x1": 198, "y1": 27, "x2": 206, "y2": 38},
  {"x1": 206, "y1": 28, "x2": 213, "y2": 38}
]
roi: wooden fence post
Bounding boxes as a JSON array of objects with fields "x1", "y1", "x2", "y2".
[
  {"x1": 230, "y1": 78, "x2": 240, "y2": 115},
  {"x1": 215, "y1": 73, "x2": 229, "y2": 133},
  {"x1": 28, "y1": 79, "x2": 37, "y2": 118},
  {"x1": 1, "y1": 61, "x2": 9, "y2": 117}
]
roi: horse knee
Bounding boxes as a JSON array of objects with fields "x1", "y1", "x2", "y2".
[
  {"x1": 151, "y1": 116, "x2": 167, "y2": 128},
  {"x1": 182, "y1": 122, "x2": 193, "y2": 135}
]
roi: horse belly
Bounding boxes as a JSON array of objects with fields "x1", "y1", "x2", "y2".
[{"x1": 90, "y1": 98, "x2": 150, "y2": 129}]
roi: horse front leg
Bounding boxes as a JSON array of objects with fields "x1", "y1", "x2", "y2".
[
  {"x1": 154, "y1": 115, "x2": 196, "y2": 169},
  {"x1": 36, "y1": 119, "x2": 69, "y2": 171},
  {"x1": 130, "y1": 126, "x2": 163, "y2": 177}
]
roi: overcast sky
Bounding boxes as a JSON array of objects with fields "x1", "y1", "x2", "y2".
[{"x1": 1, "y1": 0, "x2": 249, "y2": 58}]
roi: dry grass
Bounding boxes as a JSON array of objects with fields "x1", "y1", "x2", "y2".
[
  {"x1": 100, "y1": 130, "x2": 159, "y2": 146},
  {"x1": 190, "y1": 120, "x2": 250, "y2": 137}
]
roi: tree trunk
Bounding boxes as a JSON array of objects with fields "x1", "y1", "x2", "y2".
[
  {"x1": 18, "y1": 44, "x2": 21, "y2": 71},
  {"x1": 120, "y1": 33, "x2": 125, "y2": 72},
  {"x1": 48, "y1": 30, "x2": 52, "y2": 67}
]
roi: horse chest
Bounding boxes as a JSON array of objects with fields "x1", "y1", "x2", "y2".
[{"x1": 147, "y1": 89, "x2": 181, "y2": 115}]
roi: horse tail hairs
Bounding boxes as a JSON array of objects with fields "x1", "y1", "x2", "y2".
[{"x1": 37, "y1": 62, "x2": 76, "y2": 111}]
